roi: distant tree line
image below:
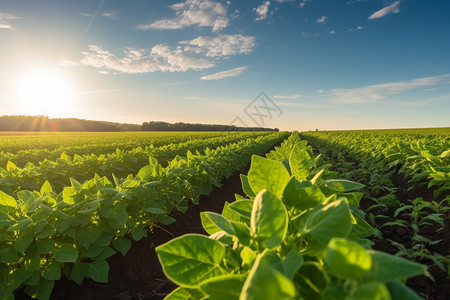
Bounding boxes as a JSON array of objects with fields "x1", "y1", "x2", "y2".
[
  {"x1": 141, "y1": 121, "x2": 279, "y2": 132},
  {"x1": 0, "y1": 116, "x2": 279, "y2": 132}
]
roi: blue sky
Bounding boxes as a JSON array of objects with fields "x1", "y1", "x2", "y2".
[{"x1": 0, "y1": 0, "x2": 449, "y2": 131}]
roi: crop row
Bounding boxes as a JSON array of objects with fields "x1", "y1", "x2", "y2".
[
  {"x1": 0, "y1": 132, "x2": 270, "y2": 194},
  {"x1": 0, "y1": 132, "x2": 248, "y2": 168},
  {"x1": 156, "y1": 132, "x2": 426, "y2": 299},
  {"x1": 300, "y1": 131, "x2": 450, "y2": 197},
  {"x1": 0, "y1": 131, "x2": 288, "y2": 299}
]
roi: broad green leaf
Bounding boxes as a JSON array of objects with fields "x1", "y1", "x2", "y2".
[
  {"x1": 241, "y1": 257, "x2": 296, "y2": 300},
  {"x1": 282, "y1": 178, "x2": 325, "y2": 210},
  {"x1": 165, "y1": 287, "x2": 205, "y2": 300},
  {"x1": 323, "y1": 179, "x2": 365, "y2": 192},
  {"x1": 43, "y1": 263, "x2": 61, "y2": 280},
  {"x1": 326, "y1": 238, "x2": 372, "y2": 279},
  {"x1": 87, "y1": 260, "x2": 109, "y2": 283},
  {"x1": 0, "y1": 191, "x2": 16, "y2": 215},
  {"x1": 251, "y1": 190, "x2": 288, "y2": 249},
  {"x1": 76, "y1": 228, "x2": 101, "y2": 249},
  {"x1": 203, "y1": 212, "x2": 235, "y2": 236},
  {"x1": 156, "y1": 234, "x2": 226, "y2": 287},
  {"x1": 40, "y1": 181, "x2": 53, "y2": 195},
  {"x1": 260, "y1": 250, "x2": 304, "y2": 280},
  {"x1": 349, "y1": 212, "x2": 374, "y2": 239},
  {"x1": 348, "y1": 282, "x2": 391, "y2": 300},
  {"x1": 70, "y1": 263, "x2": 88, "y2": 285},
  {"x1": 385, "y1": 280, "x2": 422, "y2": 300},
  {"x1": 289, "y1": 144, "x2": 311, "y2": 181},
  {"x1": 200, "y1": 274, "x2": 246, "y2": 300},
  {"x1": 294, "y1": 262, "x2": 328, "y2": 300},
  {"x1": 62, "y1": 186, "x2": 77, "y2": 205},
  {"x1": 248, "y1": 156, "x2": 291, "y2": 198},
  {"x1": 114, "y1": 237, "x2": 132, "y2": 256},
  {"x1": 54, "y1": 243, "x2": 78, "y2": 263},
  {"x1": 0, "y1": 247, "x2": 19, "y2": 263},
  {"x1": 303, "y1": 198, "x2": 352, "y2": 246},
  {"x1": 36, "y1": 279, "x2": 55, "y2": 300},
  {"x1": 227, "y1": 200, "x2": 254, "y2": 220},
  {"x1": 201, "y1": 212, "x2": 221, "y2": 235},
  {"x1": 131, "y1": 227, "x2": 148, "y2": 241},
  {"x1": 240, "y1": 174, "x2": 256, "y2": 198},
  {"x1": 7, "y1": 218, "x2": 31, "y2": 232},
  {"x1": 363, "y1": 251, "x2": 427, "y2": 282}
]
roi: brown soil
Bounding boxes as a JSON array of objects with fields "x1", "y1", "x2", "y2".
[{"x1": 15, "y1": 164, "x2": 249, "y2": 300}]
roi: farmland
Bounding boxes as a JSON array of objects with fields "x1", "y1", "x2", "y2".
[{"x1": 0, "y1": 129, "x2": 448, "y2": 299}]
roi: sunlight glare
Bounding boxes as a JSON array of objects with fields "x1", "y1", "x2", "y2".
[{"x1": 14, "y1": 69, "x2": 74, "y2": 117}]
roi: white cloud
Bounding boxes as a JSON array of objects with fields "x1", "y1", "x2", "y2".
[
  {"x1": 181, "y1": 34, "x2": 256, "y2": 57},
  {"x1": 81, "y1": 45, "x2": 214, "y2": 74},
  {"x1": 317, "y1": 16, "x2": 327, "y2": 23},
  {"x1": 254, "y1": 1, "x2": 270, "y2": 21},
  {"x1": 138, "y1": 0, "x2": 229, "y2": 32},
  {"x1": 102, "y1": 11, "x2": 118, "y2": 19},
  {"x1": 80, "y1": 34, "x2": 256, "y2": 74},
  {"x1": 330, "y1": 30, "x2": 335, "y2": 35},
  {"x1": 201, "y1": 66, "x2": 247, "y2": 80},
  {"x1": 357, "y1": 26, "x2": 364, "y2": 30},
  {"x1": 299, "y1": 0, "x2": 310, "y2": 8},
  {"x1": 369, "y1": 1, "x2": 400, "y2": 20},
  {"x1": 273, "y1": 94, "x2": 303, "y2": 99},
  {"x1": 80, "y1": 12, "x2": 93, "y2": 17},
  {"x1": 318, "y1": 89, "x2": 324, "y2": 93},
  {"x1": 332, "y1": 74, "x2": 450, "y2": 103},
  {"x1": 58, "y1": 59, "x2": 80, "y2": 67},
  {"x1": 0, "y1": 11, "x2": 20, "y2": 30}
]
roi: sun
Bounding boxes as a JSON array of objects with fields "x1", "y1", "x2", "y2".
[{"x1": 14, "y1": 69, "x2": 74, "y2": 117}]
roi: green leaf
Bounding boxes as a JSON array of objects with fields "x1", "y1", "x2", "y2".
[
  {"x1": 293, "y1": 262, "x2": 328, "y2": 299},
  {"x1": 43, "y1": 263, "x2": 61, "y2": 280},
  {"x1": 241, "y1": 174, "x2": 256, "y2": 198},
  {"x1": 40, "y1": 181, "x2": 53, "y2": 195},
  {"x1": 248, "y1": 156, "x2": 291, "y2": 199},
  {"x1": 385, "y1": 280, "x2": 422, "y2": 300},
  {"x1": 282, "y1": 178, "x2": 325, "y2": 210},
  {"x1": 324, "y1": 179, "x2": 365, "y2": 192},
  {"x1": 260, "y1": 250, "x2": 304, "y2": 280},
  {"x1": 36, "y1": 279, "x2": 55, "y2": 300},
  {"x1": 363, "y1": 251, "x2": 427, "y2": 283},
  {"x1": 0, "y1": 247, "x2": 19, "y2": 263},
  {"x1": 138, "y1": 163, "x2": 156, "y2": 182},
  {"x1": 70, "y1": 263, "x2": 88, "y2": 285},
  {"x1": 62, "y1": 187, "x2": 77, "y2": 205},
  {"x1": 0, "y1": 191, "x2": 16, "y2": 215},
  {"x1": 165, "y1": 287, "x2": 205, "y2": 300},
  {"x1": 348, "y1": 282, "x2": 391, "y2": 300},
  {"x1": 203, "y1": 212, "x2": 235, "y2": 236},
  {"x1": 131, "y1": 227, "x2": 148, "y2": 241},
  {"x1": 241, "y1": 256, "x2": 296, "y2": 300},
  {"x1": 54, "y1": 243, "x2": 78, "y2": 263},
  {"x1": 303, "y1": 198, "x2": 352, "y2": 246},
  {"x1": 251, "y1": 190, "x2": 288, "y2": 249},
  {"x1": 114, "y1": 237, "x2": 132, "y2": 256},
  {"x1": 289, "y1": 144, "x2": 311, "y2": 181},
  {"x1": 326, "y1": 238, "x2": 372, "y2": 279},
  {"x1": 200, "y1": 274, "x2": 246, "y2": 300},
  {"x1": 156, "y1": 234, "x2": 226, "y2": 287},
  {"x1": 87, "y1": 260, "x2": 109, "y2": 283},
  {"x1": 7, "y1": 218, "x2": 32, "y2": 232},
  {"x1": 201, "y1": 212, "x2": 221, "y2": 235},
  {"x1": 227, "y1": 200, "x2": 253, "y2": 220}
]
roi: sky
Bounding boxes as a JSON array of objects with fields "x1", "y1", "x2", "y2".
[{"x1": 0, "y1": 0, "x2": 449, "y2": 131}]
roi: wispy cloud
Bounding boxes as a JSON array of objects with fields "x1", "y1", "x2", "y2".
[
  {"x1": 299, "y1": 0, "x2": 310, "y2": 8},
  {"x1": 201, "y1": 66, "x2": 247, "y2": 80},
  {"x1": 138, "y1": 0, "x2": 229, "y2": 32},
  {"x1": 83, "y1": 0, "x2": 105, "y2": 36},
  {"x1": 58, "y1": 59, "x2": 80, "y2": 67},
  {"x1": 317, "y1": 16, "x2": 327, "y2": 23},
  {"x1": 0, "y1": 11, "x2": 20, "y2": 30},
  {"x1": 102, "y1": 11, "x2": 118, "y2": 19},
  {"x1": 332, "y1": 74, "x2": 450, "y2": 103},
  {"x1": 181, "y1": 34, "x2": 256, "y2": 57},
  {"x1": 80, "y1": 34, "x2": 255, "y2": 74},
  {"x1": 369, "y1": 1, "x2": 400, "y2": 20},
  {"x1": 254, "y1": 1, "x2": 270, "y2": 21},
  {"x1": 330, "y1": 30, "x2": 336, "y2": 35},
  {"x1": 273, "y1": 94, "x2": 303, "y2": 99}
]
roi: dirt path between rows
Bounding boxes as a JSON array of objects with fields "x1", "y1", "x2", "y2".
[{"x1": 44, "y1": 164, "x2": 249, "y2": 300}]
